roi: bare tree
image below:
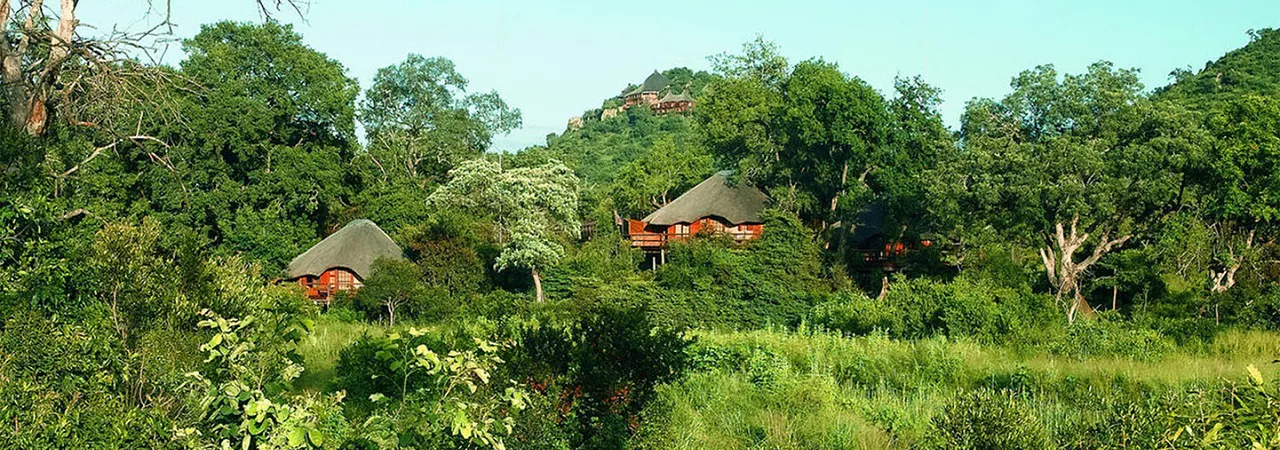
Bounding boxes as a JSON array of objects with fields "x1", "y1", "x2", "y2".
[
  {"x1": 0, "y1": 0, "x2": 306, "y2": 136},
  {"x1": 1037, "y1": 215, "x2": 1131, "y2": 324}
]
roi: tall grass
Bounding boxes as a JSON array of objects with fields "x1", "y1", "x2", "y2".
[{"x1": 636, "y1": 327, "x2": 1280, "y2": 448}]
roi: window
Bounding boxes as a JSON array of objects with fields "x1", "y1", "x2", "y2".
[
  {"x1": 673, "y1": 223, "x2": 690, "y2": 237},
  {"x1": 336, "y1": 270, "x2": 353, "y2": 290}
]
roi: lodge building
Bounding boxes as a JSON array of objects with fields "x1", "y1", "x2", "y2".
[
  {"x1": 282, "y1": 219, "x2": 405, "y2": 303},
  {"x1": 600, "y1": 71, "x2": 695, "y2": 120},
  {"x1": 623, "y1": 171, "x2": 767, "y2": 264}
]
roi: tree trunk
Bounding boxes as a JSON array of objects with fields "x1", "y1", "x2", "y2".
[
  {"x1": 1210, "y1": 229, "x2": 1254, "y2": 294},
  {"x1": 532, "y1": 267, "x2": 544, "y2": 303},
  {"x1": 386, "y1": 302, "x2": 396, "y2": 327},
  {"x1": 1037, "y1": 215, "x2": 1130, "y2": 324},
  {"x1": 830, "y1": 161, "x2": 848, "y2": 213},
  {"x1": 877, "y1": 275, "x2": 890, "y2": 300},
  {"x1": 0, "y1": 1, "x2": 31, "y2": 131},
  {"x1": 0, "y1": 0, "x2": 79, "y2": 136}
]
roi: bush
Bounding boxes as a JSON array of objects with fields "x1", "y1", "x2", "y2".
[
  {"x1": 1046, "y1": 317, "x2": 1174, "y2": 361},
  {"x1": 810, "y1": 291, "x2": 894, "y2": 336},
  {"x1": 813, "y1": 277, "x2": 1055, "y2": 343},
  {"x1": 330, "y1": 332, "x2": 445, "y2": 416},
  {"x1": 924, "y1": 389, "x2": 1051, "y2": 450},
  {"x1": 322, "y1": 305, "x2": 364, "y2": 323},
  {"x1": 504, "y1": 306, "x2": 692, "y2": 448}
]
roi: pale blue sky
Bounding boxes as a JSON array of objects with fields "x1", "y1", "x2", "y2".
[{"x1": 82, "y1": 1, "x2": 1277, "y2": 151}]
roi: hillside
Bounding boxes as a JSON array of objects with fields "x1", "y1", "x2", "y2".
[{"x1": 1158, "y1": 28, "x2": 1280, "y2": 105}]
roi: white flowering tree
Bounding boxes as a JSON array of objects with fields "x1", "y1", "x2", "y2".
[{"x1": 428, "y1": 158, "x2": 579, "y2": 302}]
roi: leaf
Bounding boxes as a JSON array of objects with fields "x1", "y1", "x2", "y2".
[
  {"x1": 287, "y1": 428, "x2": 306, "y2": 447},
  {"x1": 248, "y1": 418, "x2": 267, "y2": 435},
  {"x1": 1202, "y1": 422, "x2": 1224, "y2": 445},
  {"x1": 307, "y1": 429, "x2": 325, "y2": 446},
  {"x1": 369, "y1": 393, "x2": 386, "y2": 403},
  {"x1": 1247, "y1": 364, "x2": 1265, "y2": 386}
]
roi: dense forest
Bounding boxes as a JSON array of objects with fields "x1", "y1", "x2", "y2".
[{"x1": 2, "y1": 2, "x2": 1280, "y2": 449}]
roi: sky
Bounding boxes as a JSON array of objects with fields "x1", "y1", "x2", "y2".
[{"x1": 81, "y1": 0, "x2": 1278, "y2": 152}]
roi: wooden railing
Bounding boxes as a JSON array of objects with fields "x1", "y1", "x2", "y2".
[
  {"x1": 628, "y1": 230, "x2": 759, "y2": 249},
  {"x1": 629, "y1": 232, "x2": 665, "y2": 248}
]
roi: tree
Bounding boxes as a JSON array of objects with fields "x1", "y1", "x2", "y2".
[
  {"x1": 164, "y1": 21, "x2": 359, "y2": 271},
  {"x1": 1196, "y1": 95, "x2": 1280, "y2": 293},
  {"x1": 357, "y1": 258, "x2": 426, "y2": 326},
  {"x1": 360, "y1": 54, "x2": 521, "y2": 186},
  {"x1": 608, "y1": 135, "x2": 714, "y2": 217},
  {"x1": 880, "y1": 76, "x2": 956, "y2": 234},
  {"x1": 428, "y1": 158, "x2": 579, "y2": 302},
  {"x1": 942, "y1": 63, "x2": 1185, "y2": 323},
  {"x1": 707, "y1": 35, "x2": 790, "y2": 89},
  {"x1": 88, "y1": 218, "x2": 183, "y2": 343},
  {"x1": 0, "y1": 0, "x2": 305, "y2": 137},
  {"x1": 778, "y1": 59, "x2": 890, "y2": 226}
]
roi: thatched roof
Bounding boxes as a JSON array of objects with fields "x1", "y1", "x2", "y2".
[
  {"x1": 643, "y1": 171, "x2": 768, "y2": 226},
  {"x1": 659, "y1": 90, "x2": 693, "y2": 103},
  {"x1": 641, "y1": 70, "x2": 669, "y2": 92},
  {"x1": 284, "y1": 219, "x2": 405, "y2": 280}
]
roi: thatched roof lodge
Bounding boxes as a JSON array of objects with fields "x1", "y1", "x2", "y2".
[
  {"x1": 283, "y1": 219, "x2": 405, "y2": 303},
  {"x1": 625, "y1": 171, "x2": 768, "y2": 251}
]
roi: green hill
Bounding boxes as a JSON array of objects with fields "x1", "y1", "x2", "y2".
[{"x1": 1157, "y1": 28, "x2": 1280, "y2": 106}]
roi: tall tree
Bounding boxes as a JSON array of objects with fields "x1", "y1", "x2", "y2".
[
  {"x1": 360, "y1": 54, "x2": 521, "y2": 186},
  {"x1": 941, "y1": 62, "x2": 1185, "y2": 322},
  {"x1": 166, "y1": 21, "x2": 358, "y2": 271},
  {"x1": 608, "y1": 135, "x2": 714, "y2": 218},
  {"x1": 428, "y1": 158, "x2": 579, "y2": 302},
  {"x1": 779, "y1": 59, "x2": 890, "y2": 226},
  {"x1": 1197, "y1": 95, "x2": 1280, "y2": 293}
]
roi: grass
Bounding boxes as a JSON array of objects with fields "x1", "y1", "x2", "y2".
[
  {"x1": 635, "y1": 327, "x2": 1280, "y2": 449},
  {"x1": 293, "y1": 314, "x2": 1280, "y2": 448},
  {"x1": 294, "y1": 318, "x2": 387, "y2": 392}
]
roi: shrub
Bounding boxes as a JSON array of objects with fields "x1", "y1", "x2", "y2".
[
  {"x1": 1168, "y1": 366, "x2": 1280, "y2": 449},
  {"x1": 813, "y1": 277, "x2": 1055, "y2": 343},
  {"x1": 505, "y1": 306, "x2": 692, "y2": 448},
  {"x1": 322, "y1": 305, "x2": 364, "y2": 323},
  {"x1": 330, "y1": 332, "x2": 446, "y2": 416},
  {"x1": 810, "y1": 291, "x2": 896, "y2": 336},
  {"x1": 924, "y1": 389, "x2": 1051, "y2": 450},
  {"x1": 642, "y1": 210, "x2": 830, "y2": 330},
  {"x1": 1046, "y1": 317, "x2": 1174, "y2": 361}
]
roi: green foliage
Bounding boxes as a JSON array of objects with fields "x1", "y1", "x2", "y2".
[
  {"x1": 180, "y1": 309, "x2": 345, "y2": 450},
  {"x1": 506, "y1": 306, "x2": 692, "y2": 448},
  {"x1": 1046, "y1": 316, "x2": 1175, "y2": 361},
  {"x1": 607, "y1": 135, "x2": 713, "y2": 218},
  {"x1": 89, "y1": 218, "x2": 186, "y2": 342},
  {"x1": 923, "y1": 389, "x2": 1051, "y2": 450},
  {"x1": 1157, "y1": 28, "x2": 1280, "y2": 107},
  {"x1": 646, "y1": 210, "x2": 828, "y2": 329},
  {"x1": 350, "y1": 258, "x2": 436, "y2": 326},
  {"x1": 1169, "y1": 365, "x2": 1280, "y2": 448},
  {"x1": 813, "y1": 276, "x2": 1056, "y2": 342},
  {"x1": 331, "y1": 328, "x2": 528, "y2": 449},
  {"x1": 359, "y1": 54, "x2": 521, "y2": 187}
]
